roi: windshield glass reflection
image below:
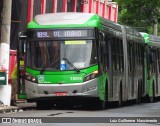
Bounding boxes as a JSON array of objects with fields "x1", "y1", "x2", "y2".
[{"x1": 26, "y1": 40, "x2": 97, "y2": 71}]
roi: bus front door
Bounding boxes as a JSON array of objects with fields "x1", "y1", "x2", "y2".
[{"x1": 18, "y1": 32, "x2": 26, "y2": 99}]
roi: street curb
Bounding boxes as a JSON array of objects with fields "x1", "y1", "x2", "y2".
[
  {"x1": 0, "y1": 102, "x2": 36, "y2": 114},
  {"x1": 0, "y1": 106, "x2": 22, "y2": 114}
]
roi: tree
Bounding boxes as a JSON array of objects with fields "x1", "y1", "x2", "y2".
[{"x1": 114, "y1": 0, "x2": 160, "y2": 35}]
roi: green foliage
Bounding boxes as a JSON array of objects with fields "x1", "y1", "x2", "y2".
[{"x1": 113, "y1": 0, "x2": 160, "y2": 35}]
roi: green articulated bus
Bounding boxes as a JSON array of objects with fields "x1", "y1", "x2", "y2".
[
  {"x1": 140, "y1": 32, "x2": 160, "y2": 103},
  {"x1": 19, "y1": 12, "x2": 156, "y2": 109}
]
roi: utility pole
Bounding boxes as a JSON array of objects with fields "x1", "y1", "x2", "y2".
[{"x1": 0, "y1": 0, "x2": 12, "y2": 105}]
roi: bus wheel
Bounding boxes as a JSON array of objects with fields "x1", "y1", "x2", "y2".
[
  {"x1": 118, "y1": 88, "x2": 122, "y2": 107},
  {"x1": 149, "y1": 95, "x2": 154, "y2": 103},
  {"x1": 36, "y1": 101, "x2": 53, "y2": 110},
  {"x1": 136, "y1": 84, "x2": 141, "y2": 104},
  {"x1": 97, "y1": 100, "x2": 106, "y2": 110},
  {"x1": 148, "y1": 84, "x2": 154, "y2": 103}
]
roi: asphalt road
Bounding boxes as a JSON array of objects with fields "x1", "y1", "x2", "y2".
[{"x1": 0, "y1": 101, "x2": 160, "y2": 126}]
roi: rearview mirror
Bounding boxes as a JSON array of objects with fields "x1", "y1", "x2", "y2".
[{"x1": 18, "y1": 32, "x2": 26, "y2": 40}]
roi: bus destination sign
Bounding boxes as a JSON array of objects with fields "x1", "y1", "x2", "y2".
[{"x1": 35, "y1": 30, "x2": 93, "y2": 38}]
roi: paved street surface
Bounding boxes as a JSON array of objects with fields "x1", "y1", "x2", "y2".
[{"x1": 0, "y1": 101, "x2": 160, "y2": 126}]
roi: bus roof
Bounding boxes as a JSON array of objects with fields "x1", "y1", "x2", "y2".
[
  {"x1": 149, "y1": 34, "x2": 160, "y2": 47},
  {"x1": 27, "y1": 12, "x2": 144, "y2": 43},
  {"x1": 35, "y1": 13, "x2": 95, "y2": 25},
  {"x1": 27, "y1": 12, "x2": 101, "y2": 29},
  {"x1": 149, "y1": 35, "x2": 160, "y2": 42},
  {"x1": 140, "y1": 32, "x2": 160, "y2": 47}
]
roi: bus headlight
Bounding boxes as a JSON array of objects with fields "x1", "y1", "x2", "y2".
[
  {"x1": 84, "y1": 70, "x2": 98, "y2": 82},
  {"x1": 25, "y1": 73, "x2": 38, "y2": 83}
]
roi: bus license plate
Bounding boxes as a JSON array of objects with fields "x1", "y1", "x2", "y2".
[{"x1": 54, "y1": 92, "x2": 67, "y2": 96}]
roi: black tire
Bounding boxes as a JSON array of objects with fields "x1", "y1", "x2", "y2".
[
  {"x1": 89, "y1": 99, "x2": 106, "y2": 110},
  {"x1": 148, "y1": 95, "x2": 154, "y2": 103},
  {"x1": 148, "y1": 85, "x2": 154, "y2": 103},
  {"x1": 97, "y1": 100, "x2": 106, "y2": 110},
  {"x1": 96, "y1": 81, "x2": 108, "y2": 110},
  {"x1": 136, "y1": 84, "x2": 141, "y2": 104},
  {"x1": 118, "y1": 88, "x2": 122, "y2": 107}
]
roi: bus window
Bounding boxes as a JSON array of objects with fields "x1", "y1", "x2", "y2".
[
  {"x1": 26, "y1": 40, "x2": 97, "y2": 71},
  {"x1": 60, "y1": 40, "x2": 93, "y2": 69},
  {"x1": 117, "y1": 39, "x2": 120, "y2": 71},
  {"x1": 26, "y1": 42, "x2": 34, "y2": 67},
  {"x1": 151, "y1": 50, "x2": 155, "y2": 73},
  {"x1": 148, "y1": 48, "x2": 156, "y2": 74},
  {"x1": 39, "y1": 42, "x2": 48, "y2": 67},
  {"x1": 119, "y1": 40, "x2": 124, "y2": 71},
  {"x1": 106, "y1": 38, "x2": 109, "y2": 70},
  {"x1": 158, "y1": 50, "x2": 160, "y2": 73},
  {"x1": 111, "y1": 38, "x2": 124, "y2": 72},
  {"x1": 49, "y1": 42, "x2": 60, "y2": 69},
  {"x1": 112, "y1": 38, "x2": 117, "y2": 71}
]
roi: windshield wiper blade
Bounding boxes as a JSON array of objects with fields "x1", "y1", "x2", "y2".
[{"x1": 63, "y1": 58, "x2": 80, "y2": 73}]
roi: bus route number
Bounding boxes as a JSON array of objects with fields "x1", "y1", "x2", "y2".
[{"x1": 37, "y1": 32, "x2": 49, "y2": 38}]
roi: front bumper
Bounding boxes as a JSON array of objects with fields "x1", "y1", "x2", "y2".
[{"x1": 26, "y1": 78, "x2": 98, "y2": 101}]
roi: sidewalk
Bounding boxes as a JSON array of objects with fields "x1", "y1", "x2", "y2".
[
  {"x1": 0, "y1": 101, "x2": 36, "y2": 114},
  {"x1": 0, "y1": 105, "x2": 19, "y2": 113}
]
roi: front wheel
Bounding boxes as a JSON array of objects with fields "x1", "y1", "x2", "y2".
[
  {"x1": 87, "y1": 99, "x2": 106, "y2": 110},
  {"x1": 97, "y1": 100, "x2": 106, "y2": 110}
]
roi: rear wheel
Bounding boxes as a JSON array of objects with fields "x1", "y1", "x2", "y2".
[
  {"x1": 118, "y1": 88, "x2": 122, "y2": 107},
  {"x1": 149, "y1": 95, "x2": 154, "y2": 103},
  {"x1": 136, "y1": 84, "x2": 142, "y2": 104}
]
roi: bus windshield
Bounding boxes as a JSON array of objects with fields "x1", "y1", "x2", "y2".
[{"x1": 26, "y1": 40, "x2": 97, "y2": 71}]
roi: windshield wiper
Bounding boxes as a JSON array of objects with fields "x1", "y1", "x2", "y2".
[{"x1": 63, "y1": 58, "x2": 80, "y2": 73}]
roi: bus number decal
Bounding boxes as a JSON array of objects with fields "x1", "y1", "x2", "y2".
[
  {"x1": 71, "y1": 77, "x2": 82, "y2": 81},
  {"x1": 38, "y1": 75, "x2": 44, "y2": 80}
]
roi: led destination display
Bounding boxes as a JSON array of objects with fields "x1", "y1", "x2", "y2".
[{"x1": 28, "y1": 29, "x2": 95, "y2": 39}]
